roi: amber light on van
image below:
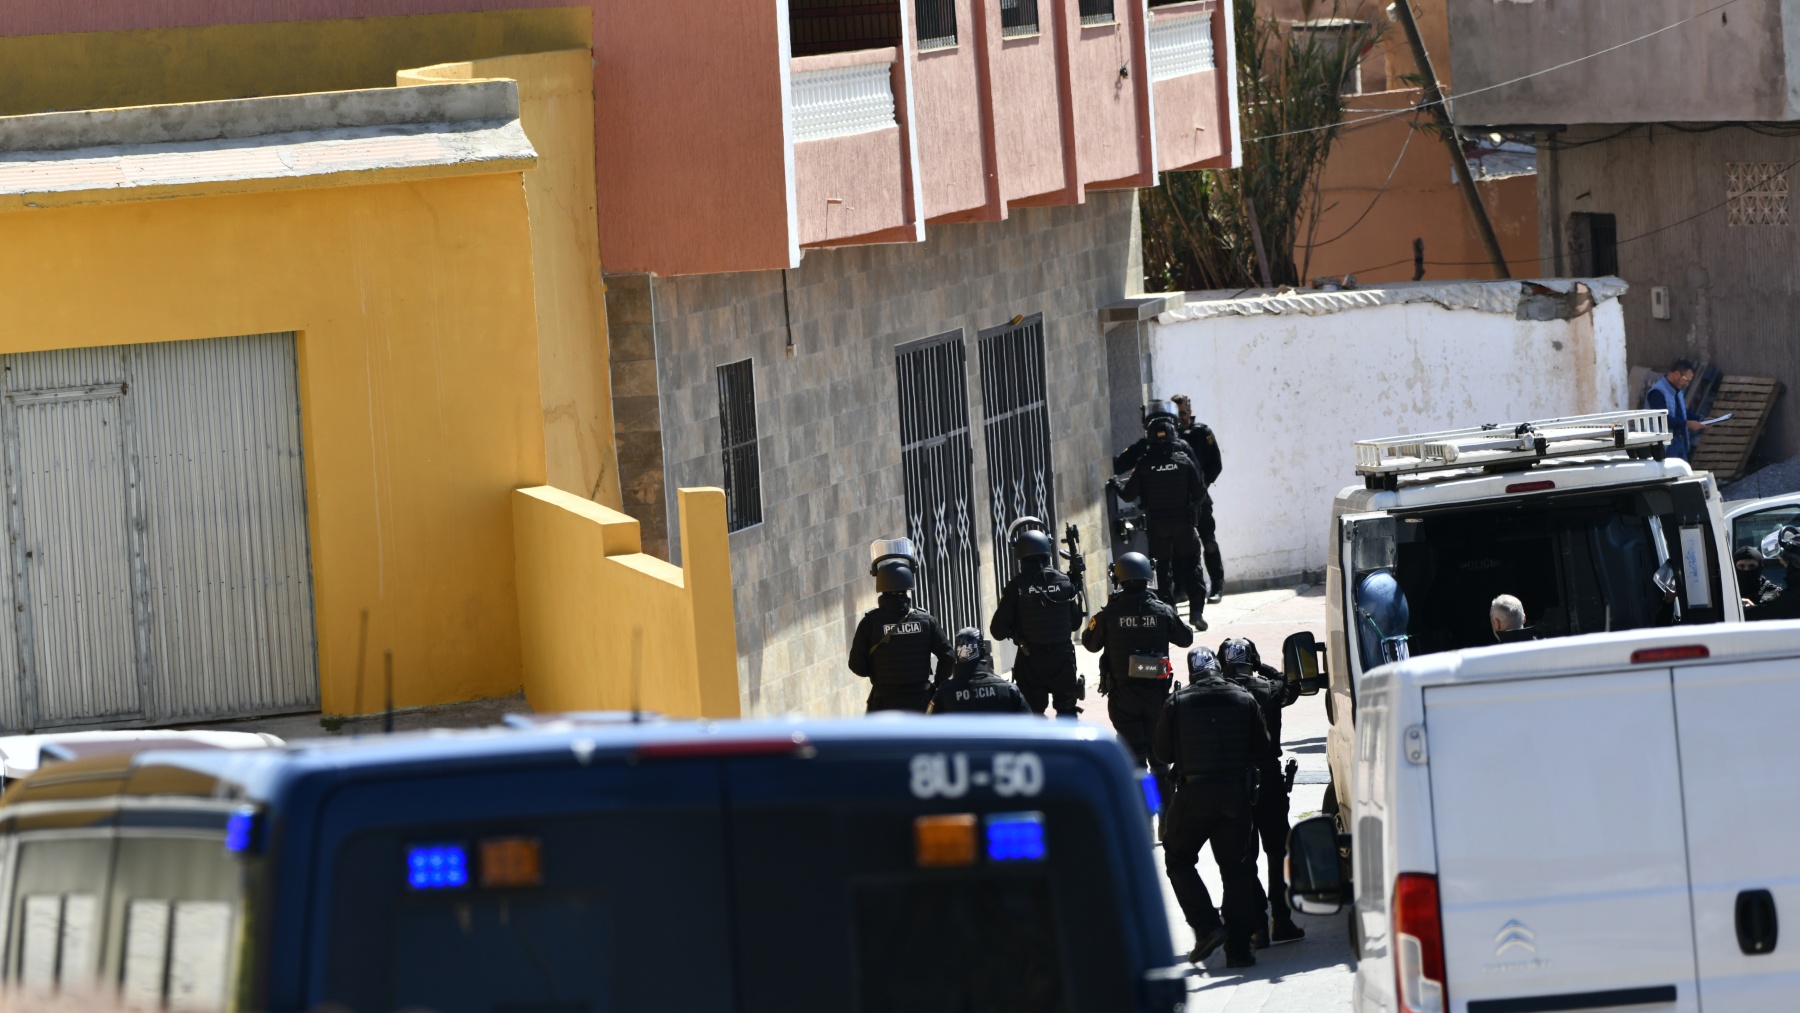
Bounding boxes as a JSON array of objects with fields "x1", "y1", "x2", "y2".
[
  {"x1": 1631, "y1": 645, "x2": 1710, "y2": 664},
  {"x1": 915, "y1": 814, "x2": 978, "y2": 868},
  {"x1": 1393, "y1": 872, "x2": 1446, "y2": 1013}
]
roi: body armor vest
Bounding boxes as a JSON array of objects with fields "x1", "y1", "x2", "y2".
[
  {"x1": 1138, "y1": 449, "x2": 1199, "y2": 522},
  {"x1": 1169, "y1": 676, "x2": 1258, "y2": 777},
  {"x1": 1103, "y1": 590, "x2": 1177, "y2": 680},
  {"x1": 1230, "y1": 668, "x2": 1284, "y2": 761},
  {"x1": 1014, "y1": 569, "x2": 1078, "y2": 645},
  {"x1": 934, "y1": 673, "x2": 1026, "y2": 713},
  {"x1": 867, "y1": 604, "x2": 936, "y2": 687}
]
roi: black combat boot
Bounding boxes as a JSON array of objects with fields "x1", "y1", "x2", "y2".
[{"x1": 1189, "y1": 926, "x2": 1226, "y2": 964}]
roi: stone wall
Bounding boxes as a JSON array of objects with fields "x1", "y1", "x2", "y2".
[{"x1": 637, "y1": 190, "x2": 1141, "y2": 716}]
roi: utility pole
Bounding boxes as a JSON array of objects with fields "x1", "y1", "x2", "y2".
[{"x1": 1391, "y1": 0, "x2": 1511, "y2": 279}]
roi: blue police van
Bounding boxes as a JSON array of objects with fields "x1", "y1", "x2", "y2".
[{"x1": 0, "y1": 717, "x2": 1187, "y2": 1012}]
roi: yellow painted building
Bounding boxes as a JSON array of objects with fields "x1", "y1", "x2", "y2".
[{"x1": 0, "y1": 75, "x2": 737, "y2": 728}]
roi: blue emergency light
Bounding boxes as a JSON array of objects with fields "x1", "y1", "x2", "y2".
[
  {"x1": 224, "y1": 807, "x2": 260, "y2": 853},
  {"x1": 406, "y1": 844, "x2": 470, "y2": 890},
  {"x1": 1138, "y1": 771, "x2": 1163, "y2": 815},
  {"x1": 984, "y1": 812, "x2": 1047, "y2": 862}
]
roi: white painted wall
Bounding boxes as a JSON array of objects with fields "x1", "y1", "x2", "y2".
[{"x1": 1148, "y1": 282, "x2": 1630, "y2": 585}]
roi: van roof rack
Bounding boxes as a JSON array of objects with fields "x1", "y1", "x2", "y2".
[{"x1": 1356, "y1": 410, "x2": 1672, "y2": 487}]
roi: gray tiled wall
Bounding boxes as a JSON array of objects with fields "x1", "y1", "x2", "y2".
[{"x1": 645, "y1": 191, "x2": 1141, "y2": 716}]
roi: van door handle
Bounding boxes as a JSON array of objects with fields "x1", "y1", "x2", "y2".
[{"x1": 1735, "y1": 889, "x2": 1779, "y2": 955}]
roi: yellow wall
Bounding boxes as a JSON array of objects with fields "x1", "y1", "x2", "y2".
[
  {"x1": 0, "y1": 175, "x2": 546, "y2": 714},
  {"x1": 0, "y1": 9, "x2": 590, "y2": 117},
  {"x1": 400, "y1": 52, "x2": 621, "y2": 509},
  {"x1": 513, "y1": 486, "x2": 741, "y2": 718}
]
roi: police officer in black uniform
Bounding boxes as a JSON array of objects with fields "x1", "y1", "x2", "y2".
[
  {"x1": 848, "y1": 538, "x2": 953, "y2": 713},
  {"x1": 1171, "y1": 394, "x2": 1225, "y2": 605},
  {"x1": 1082, "y1": 552, "x2": 1192, "y2": 802},
  {"x1": 990, "y1": 528, "x2": 1085, "y2": 717},
  {"x1": 1220, "y1": 637, "x2": 1305, "y2": 947},
  {"x1": 1112, "y1": 400, "x2": 1201, "y2": 475},
  {"x1": 1153, "y1": 646, "x2": 1269, "y2": 967},
  {"x1": 1119, "y1": 415, "x2": 1210, "y2": 631},
  {"x1": 929, "y1": 628, "x2": 1032, "y2": 714}
]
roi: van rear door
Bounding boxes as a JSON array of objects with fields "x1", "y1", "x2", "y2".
[
  {"x1": 1673, "y1": 657, "x2": 1800, "y2": 1008},
  {"x1": 1424, "y1": 671, "x2": 1698, "y2": 1012}
]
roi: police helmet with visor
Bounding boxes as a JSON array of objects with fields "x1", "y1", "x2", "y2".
[{"x1": 1186, "y1": 645, "x2": 1223, "y2": 682}]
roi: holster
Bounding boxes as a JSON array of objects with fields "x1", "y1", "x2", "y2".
[{"x1": 1244, "y1": 765, "x2": 1262, "y2": 807}]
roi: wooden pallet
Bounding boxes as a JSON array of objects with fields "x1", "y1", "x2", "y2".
[{"x1": 1689, "y1": 375, "x2": 1782, "y2": 481}]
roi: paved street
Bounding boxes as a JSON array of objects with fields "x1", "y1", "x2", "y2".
[{"x1": 1081, "y1": 585, "x2": 1353, "y2": 1011}]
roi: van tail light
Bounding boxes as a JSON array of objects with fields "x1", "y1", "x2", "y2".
[
  {"x1": 1631, "y1": 645, "x2": 1710, "y2": 664},
  {"x1": 1394, "y1": 873, "x2": 1447, "y2": 1013}
]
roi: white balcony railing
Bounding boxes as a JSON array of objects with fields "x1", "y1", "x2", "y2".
[
  {"x1": 1149, "y1": 11, "x2": 1216, "y2": 82},
  {"x1": 791, "y1": 61, "x2": 897, "y2": 143}
]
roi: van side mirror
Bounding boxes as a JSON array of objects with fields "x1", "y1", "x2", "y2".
[
  {"x1": 1286, "y1": 815, "x2": 1349, "y2": 915},
  {"x1": 1282, "y1": 632, "x2": 1326, "y2": 696}
]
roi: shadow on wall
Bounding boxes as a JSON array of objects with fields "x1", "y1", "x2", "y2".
[{"x1": 513, "y1": 486, "x2": 741, "y2": 718}]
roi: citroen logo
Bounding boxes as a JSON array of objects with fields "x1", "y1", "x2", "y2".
[{"x1": 1494, "y1": 920, "x2": 1537, "y2": 958}]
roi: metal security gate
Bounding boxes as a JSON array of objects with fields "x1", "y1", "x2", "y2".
[
  {"x1": 0, "y1": 334, "x2": 318, "y2": 731},
  {"x1": 895, "y1": 333, "x2": 983, "y2": 632},
  {"x1": 979, "y1": 315, "x2": 1056, "y2": 595}
]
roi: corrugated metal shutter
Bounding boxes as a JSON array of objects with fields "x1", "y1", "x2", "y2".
[{"x1": 0, "y1": 335, "x2": 317, "y2": 730}]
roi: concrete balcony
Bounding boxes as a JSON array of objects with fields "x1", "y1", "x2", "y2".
[
  {"x1": 1149, "y1": 1, "x2": 1237, "y2": 171},
  {"x1": 791, "y1": 48, "x2": 923, "y2": 248}
]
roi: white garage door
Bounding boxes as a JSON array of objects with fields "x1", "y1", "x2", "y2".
[{"x1": 0, "y1": 334, "x2": 318, "y2": 730}]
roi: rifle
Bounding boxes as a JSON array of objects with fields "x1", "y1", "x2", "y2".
[{"x1": 1061, "y1": 523, "x2": 1089, "y2": 615}]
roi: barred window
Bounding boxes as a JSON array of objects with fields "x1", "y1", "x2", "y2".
[
  {"x1": 917, "y1": 0, "x2": 957, "y2": 48},
  {"x1": 1727, "y1": 162, "x2": 1790, "y2": 227},
  {"x1": 716, "y1": 359, "x2": 762, "y2": 532},
  {"x1": 1001, "y1": 0, "x2": 1039, "y2": 36},
  {"x1": 1079, "y1": 0, "x2": 1115, "y2": 25}
]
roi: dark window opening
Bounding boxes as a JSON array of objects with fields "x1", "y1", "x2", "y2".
[
  {"x1": 1569, "y1": 212, "x2": 1619, "y2": 278},
  {"x1": 790, "y1": 0, "x2": 902, "y2": 57},
  {"x1": 916, "y1": 0, "x2": 957, "y2": 48},
  {"x1": 717, "y1": 359, "x2": 763, "y2": 532},
  {"x1": 1001, "y1": 0, "x2": 1040, "y2": 36},
  {"x1": 1078, "y1": 0, "x2": 1115, "y2": 25}
]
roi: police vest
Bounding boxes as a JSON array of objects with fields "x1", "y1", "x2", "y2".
[
  {"x1": 1014, "y1": 570, "x2": 1078, "y2": 645},
  {"x1": 1137, "y1": 451, "x2": 1197, "y2": 521},
  {"x1": 1102, "y1": 591, "x2": 1177, "y2": 680},
  {"x1": 1228, "y1": 668, "x2": 1284, "y2": 761},
  {"x1": 868, "y1": 607, "x2": 936, "y2": 687},
  {"x1": 1169, "y1": 677, "x2": 1258, "y2": 777},
  {"x1": 934, "y1": 675, "x2": 1026, "y2": 714}
]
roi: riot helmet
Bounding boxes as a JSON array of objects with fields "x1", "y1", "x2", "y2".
[
  {"x1": 1013, "y1": 529, "x2": 1054, "y2": 563},
  {"x1": 873, "y1": 558, "x2": 915, "y2": 593},
  {"x1": 954, "y1": 627, "x2": 985, "y2": 662},
  {"x1": 1219, "y1": 637, "x2": 1260, "y2": 672},
  {"x1": 870, "y1": 536, "x2": 919, "y2": 573},
  {"x1": 1143, "y1": 399, "x2": 1178, "y2": 425},
  {"x1": 1187, "y1": 645, "x2": 1223, "y2": 682},
  {"x1": 1112, "y1": 552, "x2": 1154, "y2": 586},
  {"x1": 1146, "y1": 417, "x2": 1179, "y2": 445}
]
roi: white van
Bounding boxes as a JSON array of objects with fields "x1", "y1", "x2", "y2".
[
  {"x1": 1280, "y1": 412, "x2": 1742, "y2": 833},
  {"x1": 1287, "y1": 621, "x2": 1797, "y2": 1013}
]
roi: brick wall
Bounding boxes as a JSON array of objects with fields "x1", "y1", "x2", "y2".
[{"x1": 641, "y1": 190, "x2": 1140, "y2": 715}]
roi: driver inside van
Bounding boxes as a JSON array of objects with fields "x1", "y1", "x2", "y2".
[{"x1": 1489, "y1": 595, "x2": 1540, "y2": 643}]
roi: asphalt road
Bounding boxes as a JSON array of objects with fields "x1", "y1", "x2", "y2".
[{"x1": 1078, "y1": 584, "x2": 1356, "y2": 1011}]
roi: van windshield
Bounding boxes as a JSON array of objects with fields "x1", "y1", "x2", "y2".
[{"x1": 1361, "y1": 482, "x2": 1724, "y2": 659}]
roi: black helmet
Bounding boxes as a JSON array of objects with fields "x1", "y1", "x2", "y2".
[
  {"x1": 1112, "y1": 552, "x2": 1154, "y2": 585},
  {"x1": 874, "y1": 558, "x2": 915, "y2": 593},
  {"x1": 1219, "y1": 637, "x2": 1260, "y2": 671},
  {"x1": 1147, "y1": 417, "x2": 1178, "y2": 444},
  {"x1": 954, "y1": 627, "x2": 985, "y2": 662},
  {"x1": 1013, "y1": 529, "x2": 1053, "y2": 562},
  {"x1": 1144, "y1": 399, "x2": 1178, "y2": 424},
  {"x1": 1187, "y1": 645, "x2": 1222, "y2": 682}
]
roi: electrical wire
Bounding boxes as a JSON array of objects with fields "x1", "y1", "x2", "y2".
[
  {"x1": 1302, "y1": 113, "x2": 1421, "y2": 250},
  {"x1": 1238, "y1": 0, "x2": 1745, "y2": 146}
]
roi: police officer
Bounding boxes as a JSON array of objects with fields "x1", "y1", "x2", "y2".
[
  {"x1": 1747, "y1": 525, "x2": 1800, "y2": 621},
  {"x1": 1153, "y1": 646, "x2": 1269, "y2": 967},
  {"x1": 848, "y1": 538, "x2": 953, "y2": 713},
  {"x1": 1119, "y1": 415, "x2": 1210, "y2": 631},
  {"x1": 1220, "y1": 637, "x2": 1305, "y2": 947},
  {"x1": 990, "y1": 527, "x2": 1085, "y2": 717},
  {"x1": 1112, "y1": 399, "x2": 1201, "y2": 475},
  {"x1": 929, "y1": 628, "x2": 1031, "y2": 714},
  {"x1": 1170, "y1": 394, "x2": 1225, "y2": 605},
  {"x1": 1082, "y1": 552, "x2": 1192, "y2": 802}
]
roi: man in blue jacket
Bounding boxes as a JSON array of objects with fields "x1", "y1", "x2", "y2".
[{"x1": 1644, "y1": 358, "x2": 1703, "y2": 460}]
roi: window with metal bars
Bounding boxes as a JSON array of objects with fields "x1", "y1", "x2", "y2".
[
  {"x1": 916, "y1": 0, "x2": 957, "y2": 48},
  {"x1": 1078, "y1": 0, "x2": 1114, "y2": 25},
  {"x1": 716, "y1": 359, "x2": 762, "y2": 532},
  {"x1": 1001, "y1": 0, "x2": 1039, "y2": 36}
]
